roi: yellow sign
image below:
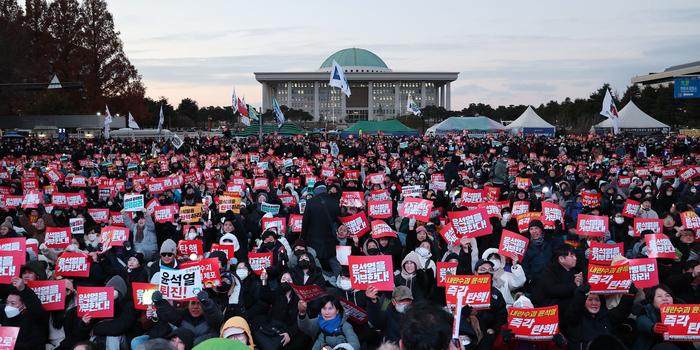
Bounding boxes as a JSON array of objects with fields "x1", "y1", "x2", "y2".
[
  {"x1": 218, "y1": 196, "x2": 241, "y2": 214},
  {"x1": 179, "y1": 206, "x2": 202, "y2": 223}
]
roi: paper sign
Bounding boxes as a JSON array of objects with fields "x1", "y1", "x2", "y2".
[
  {"x1": 260, "y1": 202, "x2": 280, "y2": 214},
  {"x1": 154, "y1": 205, "x2": 177, "y2": 223},
  {"x1": 661, "y1": 305, "x2": 700, "y2": 341},
  {"x1": 622, "y1": 199, "x2": 641, "y2": 218},
  {"x1": 517, "y1": 212, "x2": 542, "y2": 234},
  {"x1": 132, "y1": 282, "x2": 159, "y2": 310},
  {"x1": 633, "y1": 218, "x2": 663, "y2": 237},
  {"x1": 588, "y1": 264, "x2": 632, "y2": 294},
  {"x1": 400, "y1": 198, "x2": 433, "y2": 222},
  {"x1": 645, "y1": 234, "x2": 678, "y2": 259},
  {"x1": 248, "y1": 252, "x2": 273, "y2": 275},
  {"x1": 210, "y1": 244, "x2": 236, "y2": 263},
  {"x1": 369, "y1": 173, "x2": 385, "y2": 184},
  {"x1": 461, "y1": 189, "x2": 484, "y2": 206},
  {"x1": 437, "y1": 262, "x2": 458, "y2": 287},
  {"x1": 77, "y1": 286, "x2": 114, "y2": 318},
  {"x1": 499, "y1": 230, "x2": 529, "y2": 262},
  {"x1": 21, "y1": 191, "x2": 42, "y2": 208},
  {"x1": 541, "y1": 202, "x2": 564, "y2": 229},
  {"x1": 370, "y1": 220, "x2": 397, "y2": 239},
  {"x1": 439, "y1": 223, "x2": 460, "y2": 245},
  {"x1": 581, "y1": 191, "x2": 600, "y2": 207},
  {"x1": 45, "y1": 227, "x2": 72, "y2": 248},
  {"x1": 70, "y1": 217, "x2": 85, "y2": 234},
  {"x1": 348, "y1": 255, "x2": 394, "y2": 291},
  {"x1": 158, "y1": 265, "x2": 202, "y2": 301},
  {"x1": 55, "y1": 252, "x2": 90, "y2": 277},
  {"x1": 177, "y1": 240, "x2": 203, "y2": 258},
  {"x1": 262, "y1": 217, "x2": 287, "y2": 233},
  {"x1": 291, "y1": 284, "x2": 329, "y2": 301},
  {"x1": 589, "y1": 241, "x2": 624, "y2": 265},
  {"x1": 0, "y1": 327, "x2": 19, "y2": 350},
  {"x1": 445, "y1": 275, "x2": 492, "y2": 310},
  {"x1": 0, "y1": 250, "x2": 23, "y2": 284},
  {"x1": 512, "y1": 201, "x2": 530, "y2": 216},
  {"x1": 124, "y1": 194, "x2": 145, "y2": 211},
  {"x1": 339, "y1": 298, "x2": 368, "y2": 324},
  {"x1": 339, "y1": 212, "x2": 370, "y2": 237},
  {"x1": 368, "y1": 201, "x2": 392, "y2": 219},
  {"x1": 100, "y1": 226, "x2": 129, "y2": 252},
  {"x1": 516, "y1": 177, "x2": 531, "y2": 190},
  {"x1": 289, "y1": 214, "x2": 303, "y2": 232},
  {"x1": 180, "y1": 258, "x2": 221, "y2": 288},
  {"x1": 626, "y1": 258, "x2": 659, "y2": 288},
  {"x1": 28, "y1": 280, "x2": 66, "y2": 311},
  {"x1": 88, "y1": 208, "x2": 109, "y2": 223},
  {"x1": 179, "y1": 206, "x2": 203, "y2": 223},
  {"x1": 682, "y1": 211, "x2": 700, "y2": 230},
  {"x1": 576, "y1": 214, "x2": 608, "y2": 237},
  {"x1": 448, "y1": 208, "x2": 492, "y2": 238},
  {"x1": 218, "y1": 196, "x2": 241, "y2": 213},
  {"x1": 341, "y1": 191, "x2": 363, "y2": 208},
  {"x1": 508, "y1": 306, "x2": 559, "y2": 340}
]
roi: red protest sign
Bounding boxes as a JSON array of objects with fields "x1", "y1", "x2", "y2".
[
  {"x1": 154, "y1": 205, "x2": 177, "y2": 223},
  {"x1": 0, "y1": 250, "x2": 22, "y2": 284},
  {"x1": 679, "y1": 167, "x2": 698, "y2": 182},
  {"x1": 588, "y1": 264, "x2": 632, "y2": 294},
  {"x1": 508, "y1": 306, "x2": 559, "y2": 340},
  {"x1": 132, "y1": 282, "x2": 159, "y2": 310},
  {"x1": 339, "y1": 212, "x2": 370, "y2": 237},
  {"x1": 661, "y1": 305, "x2": 700, "y2": 341},
  {"x1": 210, "y1": 244, "x2": 236, "y2": 263},
  {"x1": 21, "y1": 191, "x2": 41, "y2": 208},
  {"x1": 516, "y1": 177, "x2": 531, "y2": 190},
  {"x1": 55, "y1": 252, "x2": 90, "y2": 277},
  {"x1": 177, "y1": 240, "x2": 203, "y2": 259},
  {"x1": 576, "y1": 214, "x2": 608, "y2": 237},
  {"x1": 633, "y1": 218, "x2": 663, "y2": 237},
  {"x1": 581, "y1": 191, "x2": 600, "y2": 207},
  {"x1": 541, "y1": 202, "x2": 564, "y2": 229},
  {"x1": 291, "y1": 284, "x2": 329, "y2": 301},
  {"x1": 180, "y1": 258, "x2": 221, "y2": 288},
  {"x1": 400, "y1": 197, "x2": 433, "y2": 222},
  {"x1": 484, "y1": 186, "x2": 501, "y2": 202},
  {"x1": 624, "y1": 258, "x2": 659, "y2": 289},
  {"x1": 341, "y1": 191, "x2": 363, "y2": 207},
  {"x1": 682, "y1": 211, "x2": 700, "y2": 230},
  {"x1": 77, "y1": 286, "x2": 114, "y2": 318},
  {"x1": 512, "y1": 201, "x2": 530, "y2": 216},
  {"x1": 279, "y1": 195, "x2": 297, "y2": 208},
  {"x1": 448, "y1": 208, "x2": 492, "y2": 238},
  {"x1": 437, "y1": 262, "x2": 458, "y2": 287},
  {"x1": 262, "y1": 217, "x2": 286, "y2": 233},
  {"x1": 28, "y1": 280, "x2": 66, "y2": 311},
  {"x1": 368, "y1": 201, "x2": 392, "y2": 219},
  {"x1": 461, "y1": 189, "x2": 484, "y2": 206},
  {"x1": 289, "y1": 214, "x2": 303, "y2": 232},
  {"x1": 100, "y1": 226, "x2": 129, "y2": 252},
  {"x1": 248, "y1": 252, "x2": 273, "y2": 275},
  {"x1": 254, "y1": 177, "x2": 268, "y2": 191},
  {"x1": 88, "y1": 208, "x2": 109, "y2": 223},
  {"x1": 645, "y1": 234, "x2": 678, "y2": 259},
  {"x1": 339, "y1": 298, "x2": 368, "y2": 324},
  {"x1": 369, "y1": 173, "x2": 385, "y2": 184},
  {"x1": 445, "y1": 275, "x2": 492, "y2": 310},
  {"x1": 45, "y1": 227, "x2": 71, "y2": 249},
  {"x1": 370, "y1": 220, "x2": 397, "y2": 239},
  {"x1": 0, "y1": 326, "x2": 19, "y2": 350},
  {"x1": 661, "y1": 168, "x2": 676, "y2": 178},
  {"x1": 622, "y1": 199, "x2": 641, "y2": 218},
  {"x1": 517, "y1": 212, "x2": 542, "y2": 234},
  {"x1": 440, "y1": 223, "x2": 460, "y2": 245},
  {"x1": 348, "y1": 255, "x2": 394, "y2": 291},
  {"x1": 499, "y1": 230, "x2": 529, "y2": 262},
  {"x1": 589, "y1": 242, "x2": 624, "y2": 265}
]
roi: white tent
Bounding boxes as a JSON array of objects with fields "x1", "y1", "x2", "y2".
[
  {"x1": 507, "y1": 106, "x2": 556, "y2": 136},
  {"x1": 595, "y1": 101, "x2": 669, "y2": 135}
]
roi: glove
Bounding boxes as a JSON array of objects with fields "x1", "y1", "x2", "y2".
[
  {"x1": 39, "y1": 243, "x2": 49, "y2": 254},
  {"x1": 65, "y1": 244, "x2": 79, "y2": 253},
  {"x1": 653, "y1": 323, "x2": 668, "y2": 334},
  {"x1": 197, "y1": 290, "x2": 210, "y2": 303},
  {"x1": 37, "y1": 203, "x2": 46, "y2": 215},
  {"x1": 501, "y1": 329, "x2": 515, "y2": 345},
  {"x1": 628, "y1": 282, "x2": 639, "y2": 295},
  {"x1": 552, "y1": 333, "x2": 566, "y2": 348},
  {"x1": 15, "y1": 205, "x2": 25, "y2": 217},
  {"x1": 151, "y1": 290, "x2": 163, "y2": 303},
  {"x1": 579, "y1": 281, "x2": 591, "y2": 294}
]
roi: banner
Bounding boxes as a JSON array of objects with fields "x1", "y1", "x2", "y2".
[
  {"x1": 622, "y1": 199, "x2": 641, "y2": 218},
  {"x1": 661, "y1": 305, "x2": 700, "y2": 341},
  {"x1": 576, "y1": 214, "x2": 608, "y2": 237},
  {"x1": 28, "y1": 280, "x2": 66, "y2": 311},
  {"x1": 45, "y1": 227, "x2": 71, "y2": 249},
  {"x1": 348, "y1": 255, "x2": 394, "y2": 291},
  {"x1": 400, "y1": 198, "x2": 433, "y2": 222},
  {"x1": 499, "y1": 230, "x2": 529, "y2": 262},
  {"x1": 124, "y1": 194, "x2": 145, "y2": 211},
  {"x1": 290, "y1": 284, "x2": 329, "y2": 301},
  {"x1": 437, "y1": 262, "x2": 458, "y2": 287},
  {"x1": 445, "y1": 275, "x2": 491, "y2": 310},
  {"x1": 339, "y1": 212, "x2": 370, "y2": 237},
  {"x1": 541, "y1": 202, "x2": 564, "y2": 229},
  {"x1": 248, "y1": 252, "x2": 273, "y2": 275},
  {"x1": 587, "y1": 264, "x2": 632, "y2": 294},
  {"x1": 158, "y1": 265, "x2": 202, "y2": 301},
  {"x1": 180, "y1": 258, "x2": 221, "y2": 288},
  {"x1": 179, "y1": 206, "x2": 203, "y2": 223},
  {"x1": 77, "y1": 286, "x2": 115, "y2": 318},
  {"x1": 589, "y1": 241, "x2": 624, "y2": 265},
  {"x1": 55, "y1": 252, "x2": 90, "y2": 277},
  {"x1": 645, "y1": 234, "x2": 678, "y2": 259},
  {"x1": 448, "y1": 208, "x2": 491, "y2": 238},
  {"x1": 339, "y1": 298, "x2": 368, "y2": 324},
  {"x1": 132, "y1": 282, "x2": 159, "y2": 310},
  {"x1": 508, "y1": 306, "x2": 559, "y2": 340},
  {"x1": 368, "y1": 201, "x2": 392, "y2": 219},
  {"x1": 100, "y1": 226, "x2": 129, "y2": 252}
]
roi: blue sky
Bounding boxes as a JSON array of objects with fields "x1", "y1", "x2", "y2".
[{"x1": 109, "y1": 0, "x2": 700, "y2": 111}]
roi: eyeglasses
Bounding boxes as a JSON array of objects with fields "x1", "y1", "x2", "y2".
[
  {"x1": 161, "y1": 253, "x2": 174, "y2": 257},
  {"x1": 228, "y1": 333, "x2": 247, "y2": 341}
]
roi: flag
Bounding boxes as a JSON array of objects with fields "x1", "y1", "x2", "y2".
[
  {"x1": 104, "y1": 105, "x2": 112, "y2": 124},
  {"x1": 600, "y1": 89, "x2": 620, "y2": 134},
  {"x1": 158, "y1": 105, "x2": 164, "y2": 134},
  {"x1": 172, "y1": 133, "x2": 184, "y2": 149},
  {"x1": 128, "y1": 112, "x2": 140, "y2": 129},
  {"x1": 407, "y1": 93, "x2": 421, "y2": 116},
  {"x1": 105, "y1": 122, "x2": 110, "y2": 139},
  {"x1": 238, "y1": 97, "x2": 249, "y2": 117},
  {"x1": 248, "y1": 105, "x2": 259, "y2": 121},
  {"x1": 232, "y1": 88, "x2": 238, "y2": 115},
  {"x1": 273, "y1": 97, "x2": 285, "y2": 131},
  {"x1": 329, "y1": 60, "x2": 351, "y2": 97}
]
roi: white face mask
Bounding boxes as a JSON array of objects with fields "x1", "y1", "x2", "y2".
[
  {"x1": 535, "y1": 193, "x2": 541, "y2": 199},
  {"x1": 4, "y1": 305, "x2": 20, "y2": 318},
  {"x1": 628, "y1": 230, "x2": 635, "y2": 237},
  {"x1": 339, "y1": 279, "x2": 353, "y2": 291},
  {"x1": 490, "y1": 259, "x2": 501, "y2": 270},
  {"x1": 614, "y1": 217, "x2": 625, "y2": 224},
  {"x1": 461, "y1": 338, "x2": 471, "y2": 346},
  {"x1": 416, "y1": 247, "x2": 430, "y2": 257},
  {"x1": 645, "y1": 189, "x2": 652, "y2": 193},
  {"x1": 187, "y1": 232, "x2": 198, "y2": 240},
  {"x1": 236, "y1": 269, "x2": 248, "y2": 280},
  {"x1": 395, "y1": 303, "x2": 407, "y2": 313},
  {"x1": 87, "y1": 233, "x2": 97, "y2": 242},
  {"x1": 502, "y1": 213, "x2": 511, "y2": 221}
]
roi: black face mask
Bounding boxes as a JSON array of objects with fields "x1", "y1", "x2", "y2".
[
  {"x1": 263, "y1": 242, "x2": 275, "y2": 250},
  {"x1": 367, "y1": 248, "x2": 380, "y2": 256},
  {"x1": 298, "y1": 260, "x2": 311, "y2": 269},
  {"x1": 294, "y1": 250, "x2": 305, "y2": 257},
  {"x1": 279, "y1": 282, "x2": 292, "y2": 292}
]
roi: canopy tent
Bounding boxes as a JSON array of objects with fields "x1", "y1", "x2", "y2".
[
  {"x1": 594, "y1": 101, "x2": 670, "y2": 135},
  {"x1": 507, "y1": 106, "x2": 556, "y2": 136},
  {"x1": 425, "y1": 117, "x2": 510, "y2": 136},
  {"x1": 341, "y1": 120, "x2": 419, "y2": 138},
  {"x1": 236, "y1": 121, "x2": 316, "y2": 137},
  {"x1": 2, "y1": 132, "x2": 25, "y2": 138}
]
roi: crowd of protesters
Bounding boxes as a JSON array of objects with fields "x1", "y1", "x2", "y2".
[{"x1": 1, "y1": 131, "x2": 700, "y2": 350}]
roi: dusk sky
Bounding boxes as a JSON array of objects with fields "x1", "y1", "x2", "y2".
[{"x1": 107, "y1": 0, "x2": 700, "y2": 112}]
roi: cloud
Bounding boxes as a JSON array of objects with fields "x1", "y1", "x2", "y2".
[
  {"x1": 506, "y1": 82, "x2": 556, "y2": 92},
  {"x1": 452, "y1": 84, "x2": 490, "y2": 95}
]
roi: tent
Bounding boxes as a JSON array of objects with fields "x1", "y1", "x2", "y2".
[
  {"x1": 425, "y1": 117, "x2": 510, "y2": 136},
  {"x1": 236, "y1": 121, "x2": 315, "y2": 137},
  {"x1": 594, "y1": 101, "x2": 670, "y2": 135},
  {"x1": 2, "y1": 132, "x2": 25, "y2": 138},
  {"x1": 341, "y1": 120, "x2": 419, "y2": 138},
  {"x1": 507, "y1": 106, "x2": 556, "y2": 136}
]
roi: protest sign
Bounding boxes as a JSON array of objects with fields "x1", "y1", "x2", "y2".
[
  {"x1": 0, "y1": 250, "x2": 22, "y2": 284},
  {"x1": 541, "y1": 202, "x2": 564, "y2": 229},
  {"x1": 517, "y1": 212, "x2": 542, "y2": 234},
  {"x1": 158, "y1": 265, "x2": 202, "y2": 301},
  {"x1": 341, "y1": 191, "x2": 363, "y2": 208},
  {"x1": 448, "y1": 208, "x2": 491, "y2": 238},
  {"x1": 512, "y1": 201, "x2": 530, "y2": 216},
  {"x1": 154, "y1": 205, "x2": 177, "y2": 223},
  {"x1": 77, "y1": 286, "x2": 114, "y2": 318},
  {"x1": 132, "y1": 282, "x2": 159, "y2": 310},
  {"x1": 339, "y1": 212, "x2": 370, "y2": 237},
  {"x1": 461, "y1": 189, "x2": 484, "y2": 206},
  {"x1": 248, "y1": 252, "x2": 273, "y2": 275},
  {"x1": 645, "y1": 234, "x2": 678, "y2": 259},
  {"x1": 100, "y1": 226, "x2": 129, "y2": 252},
  {"x1": 88, "y1": 208, "x2": 109, "y2": 223},
  {"x1": 180, "y1": 258, "x2": 221, "y2": 288},
  {"x1": 218, "y1": 196, "x2": 241, "y2": 213},
  {"x1": 370, "y1": 220, "x2": 397, "y2": 239},
  {"x1": 588, "y1": 264, "x2": 632, "y2": 294},
  {"x1": 445, "y1": 275, "x2": 491, "y2": 310},
  {"x1": 289, "y1": 214, "x2": 303, "y2": 232},
  {"x1": 123, "y1": 194, "x2": 144, "y2": 211},
  {"x1": 260, "y1": 202, "x2": 280, "y2": 214},
  {"x1": 179, "y1": 206, "x2": 203, "y2": 223},
  {"x1": 262, "y1": 217, "x2": 287, "y2": 233},
  {"x1": 21, "y1": 191, "x2": 41, "y2": 208},
  {"x1": 437, "y1": 262, "x2": 458, "y2": 287},
  {"x1": 661, "y1": 305, "x2": 700, "y2": 341},
  {"x1": 400, "y1": 198, "x2": 433, "y2": 222},
  {"x1": 55, "y1": 252, "x2": 91, "y2": 277},
  {"x1": 439, "y1": 223, "x2": 460, "y2": 246},
  {"x1": 581, "y1": 191, "x2": 600, "y2": 207},
  {"x1": 0, "y1": 327, "x2": 19, "y2": 350},
  {"x1": 622, "y1": 199, "x2": 641, "y2": 218},
  {"x1": 339, "y1": 298, "x2": 368, "y2": 324},
  {"x1": 45, "y1": 227, "x2": 71, "y2": 249},
  {"x1": 576, "y1": 214, "x2": 608, "y2": 237},
  {"x1": 28, "y1": 280, "x2": 66, "y2": 311},
  {"x1": 508, "y1": 306, "x2": 559, "y2": 340},
  {"x1": 69, "y1": 217, "x2": 84, "y2": 235},
  {"x1": 633, "y1": 218, "x2": 663, "y2": 237},
  {"x1": 589, "y1": 242, "x2": 624, "y2": 265},
  {"x1": 177, "y1": 240, "x2": 203, "y2": 259},
  {"x1": 368, "y1": 201, "x2": 392, "y2": 219},
  {"x1": 291, "y1": 284, "x2": 329, "y2": 301},
  {"x1": 210, "y1": 244, "x2": 236, "y2": 263},
  {"x1": 623, "y1": 258, "x2": 659, "y2": 288},
  {"x1": 682, "y1": 211, "x2": 700, "y2": 230},
  {"x1": 348, "y1": 255, "x2": 394, "y2": 291},
  {"x1": 499, "y1": 230, "x2": 529, "y2": 262}
]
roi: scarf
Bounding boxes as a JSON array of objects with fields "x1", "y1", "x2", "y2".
[
  {"x1": 531, "y1": 236, "x2": 545, "y2": 246},
  {"x1": 318, "y1": 314, "x2": 342, "y2": 335},
  {"x1": 135, "y1": 226, "x2": 144, "y2": 243}
]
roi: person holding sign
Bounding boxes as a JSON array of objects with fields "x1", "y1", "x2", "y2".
[
  {"x1": 122, "y1": 208, "x2": 158, "y2": 262},
  {"x1": 634, "y1": 284, "x2": 694, "y2": 350},
  {"x1": 565, "y1": 281, "x2": 638, "y2": 350},
  {"x1": 81, "y1": 276, "x2": 135, "y2": 348},
  {"x1": 151, "y1": 288, "x2": 225, "y2": 345},
  {"x1": 366, "y1": 286, "x2": 413, "y2": 344},
  {"x1": 535, "y1": 244, "x2": 583, "y2": 326},
  {"x1": 521, "y1": 220, "x2": 565, "y2": 285},
  {"x1": 0, "y1": 277, "x2": 48, "y2": 349},
  {"x1": 297, "y1": 295, "x2": 361, "y2": 350},
  {"x1": 17, "y1": 203, "x2": 56, "y2": 244},
  {"x1": 481, "y1": 248, "x2": 526, "y2": 308}
]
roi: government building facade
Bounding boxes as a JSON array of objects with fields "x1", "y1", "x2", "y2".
[{"x1": 254, "y1": 48, "x2": 459, "y2": 123}]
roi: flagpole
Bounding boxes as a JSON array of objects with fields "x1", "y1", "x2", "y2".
[{"x1": 259, "y1": 107, "x2": 263, "y2": 140}]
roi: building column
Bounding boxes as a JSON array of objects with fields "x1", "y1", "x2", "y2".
[
  {"x1": 446, "y1": 82, "x2": 451, "y2": 111},
  {"x1": 368, "y1": 81, "x2": 373, "y2": 121},
  {"x1": 314, "y1": 81, "x2": 319, "y2": 121},
  {"x1": 341, "y1": 89, "x2": 347, "y2": 120},
  {"x1": 395, "y1": 81, "x2": 401, "y2": 117},
  {"x1": 437, "y1": 84, "x2": 443, "y2": 107},
  {"x1": 287, "y1": 81, "x2": 292, "y2": 108},
  {"x1": 421, "y1": 81, "x2": 426, "y2": 108},
  {"x1": 261, "y1": 82, "x2": 269, "y2": 113},
  {"x1": 441, "y1": 84, "x2": 446, "y2": 108}
]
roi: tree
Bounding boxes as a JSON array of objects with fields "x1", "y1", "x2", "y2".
[
  {"x1": 177, "y1": 98, "x2": 199, "y2": 119},
  {"x1": 143, "y1": 96, "x2": 174, "y2": 127}
]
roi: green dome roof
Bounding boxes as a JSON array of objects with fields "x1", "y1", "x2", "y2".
[{"x1": 319, "y1": 48, "x2": 389, "y2": 69}]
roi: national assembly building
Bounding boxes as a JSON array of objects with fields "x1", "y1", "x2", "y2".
[{"x1": 254, "y1": 48, "x2": 459, "y2": 123}]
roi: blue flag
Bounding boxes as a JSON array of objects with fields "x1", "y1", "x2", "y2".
[{"x1": 273, "y1": 97, "x2": 285, "y2": 131}]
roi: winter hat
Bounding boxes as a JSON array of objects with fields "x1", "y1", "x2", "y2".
[
  {"x1": 20, "y1": 260, "x2": 47, "y2": 280},
  {"x1": 313, "y1": 184, "x2": 327, "y2": 197},
  {"x1": 443, "y1": 252, "x2": 460, "y2": 262},
  {"x1": 528, "y1": 219, "x2": 545, "y2": 232},
  {"x1": 1, "y1": 217, "x2": 12, "y2": 230},
  {"x1": 261, "y1": 230, "x2": 278, "y2": 242},
  {"x1": 209, "y1": 251, "x2": 228, "y2": 269},
  {"x1": 256, "y1": 192, "x2": 268, "y2": 202},
  {"x1": 513, "y1": 295, "x2": 534, "y2": 309},
  {"x1": 416, "y1": 226, "x2": 428, "y2": 236},
  {"x1": 160, "y1": 239, "x2": 177, "y2": 255},
  {"x1": 166, "y1": 328, "x2": 195, "y2": 350},
  {"x1": 293, "y1": 239, "x2": 307, "y2": 249},
  {"x1": 133, "y1": 252, "x2": 145, "y2": 267},
  {"x1": 640, "y1": 197, "x2": 653, "y2": 204}
]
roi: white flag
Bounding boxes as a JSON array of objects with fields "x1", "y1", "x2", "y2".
[
  {"x1": 128, "y1": 112, "x2": 140, "y2": 129},
  {"x1": 158, "y1": 105, "x2": 164, "y2": 134},
  {"x1": 600, "y1": 89, "x2": 620, "y2": 134},
  {"x1": 172, "y1": 133, "x2": 184, "y2": 149},
  {"x1": 329, "y1": 60, "x2": 351, "y2": 97},
  {"x1": 232, "y1": 88, "x2": 238, "y2": 114},
  {"x1": 407, "y1": 93, "x2": 421, "y2": 116},
  {"x1": 104, "y1": 105, "x2": 112, "y2": 124}
]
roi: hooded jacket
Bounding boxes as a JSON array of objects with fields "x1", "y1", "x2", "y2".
[
  {"x1": 123, "y1": 211, "x2": 158, "y2": 259},
  {"x1": 481, "y1": 248, "x2": 526, "y2": 307},
  {"x1": 395, "y1": 251, "x2": 430, "y2": 300},
  {"x1": 220, "y1": 316, "x2": 255, "y2": 349},
  {"x1": 89, "y1": 275, "x2": 136, "y2": 337},
  {"x1": 298, "y1": 311, "x2": 360, "y2": 350},
  {"x1": 0, "y1": 286, "x2": 47, "y2": 348},
  {"x1": 153, "y1": 290, "x2": 225, "y2": 345}
]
